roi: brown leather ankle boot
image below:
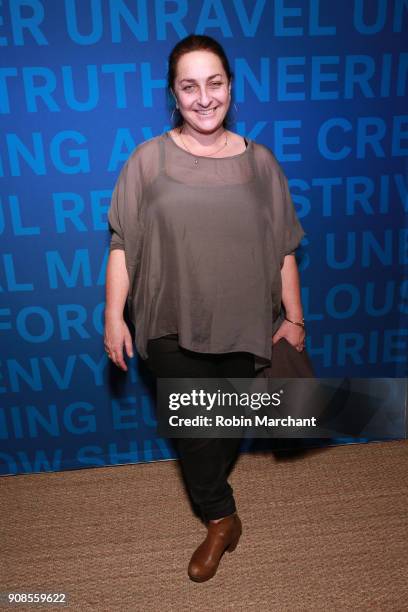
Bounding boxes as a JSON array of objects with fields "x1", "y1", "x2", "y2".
[{"x1": 188, "y1": 512, "x2": 242, "y2": 582}]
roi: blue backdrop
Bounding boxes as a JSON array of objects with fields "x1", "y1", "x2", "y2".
[{"x1": 0, "y1": 0, "x2": 407, "y2": 475}]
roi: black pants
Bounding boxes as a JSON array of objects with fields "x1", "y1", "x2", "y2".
[{"x1": 146, "y1": 335, "x2": 256, "y2": 522}]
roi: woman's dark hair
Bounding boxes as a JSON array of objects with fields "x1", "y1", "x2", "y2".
[{"x1": 166, "y1": 34, "x2": 234, "y2": 129}]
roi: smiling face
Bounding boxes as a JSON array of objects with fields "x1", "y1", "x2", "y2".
[{"x1": 173, "y1": 50, "x2": 231, "y2": 133}]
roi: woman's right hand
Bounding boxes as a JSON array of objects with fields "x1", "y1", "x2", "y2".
[{"x1": 104, "y1": 316, "x2": 134, "y2": 371}]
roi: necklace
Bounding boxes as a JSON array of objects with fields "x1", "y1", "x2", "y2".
[{"x1": 177, "y1": 126, "x2": 228, "y2": 166}]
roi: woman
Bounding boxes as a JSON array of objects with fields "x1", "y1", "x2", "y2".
[{"x1": 104, "y1": 34, "x2": 306, "y2": 582}]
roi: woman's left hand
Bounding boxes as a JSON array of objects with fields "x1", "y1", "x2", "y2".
[{"x1": 272, "y1": 319, "x2": 305, "y2": 352}]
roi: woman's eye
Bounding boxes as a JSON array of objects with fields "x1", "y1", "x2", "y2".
[{"x1": 183, "y1": 82, "x2": 223, "y2": 91}]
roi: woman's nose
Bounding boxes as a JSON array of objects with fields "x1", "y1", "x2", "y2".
[{"x1": 196, "y1": 87, "x2": 211, "y2": 105}]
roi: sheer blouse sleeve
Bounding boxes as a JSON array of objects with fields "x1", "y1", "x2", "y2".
[
  {"x1": 107, "y1": 137, "x2": 159, "y2": 259},
  {"x1": 108, "y1": 160, "x2": 130, "y2": 252},
  {"x1": 254, "y1": 142, "x2": 306, "y2": 267},
  {"x1": 278, "y1": 169, "x2": 305, "y2": 260}
]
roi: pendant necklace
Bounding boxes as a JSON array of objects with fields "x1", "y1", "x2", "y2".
[{"x1": 177, "y1": 126, "x2": 228, "y2": 166}]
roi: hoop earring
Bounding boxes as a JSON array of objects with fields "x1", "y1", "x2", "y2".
[
  {"x1": 228, "y1": 102, "x2": 238, "y2": 122},
  {"x1": 170, "y1": 107, "x2": 178, "y2": 124}
]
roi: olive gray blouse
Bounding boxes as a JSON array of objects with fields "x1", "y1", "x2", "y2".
[{"x1": 107, "y1": 131, "x2": 305, "y2": 371}]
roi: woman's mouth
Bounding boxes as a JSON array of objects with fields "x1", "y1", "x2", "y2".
[{"x1": 195, "y1": 107, "x2": 218, "y2": 116}]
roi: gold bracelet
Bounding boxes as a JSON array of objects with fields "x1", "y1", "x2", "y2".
[{"x1": 284, "y1": 316, "x2": 305, "y2": 328}]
